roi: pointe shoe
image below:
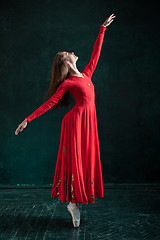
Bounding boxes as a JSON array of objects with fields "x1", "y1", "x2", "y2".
[{"x1": 67, "y1": 203, "x2": 80, "y2": 228}]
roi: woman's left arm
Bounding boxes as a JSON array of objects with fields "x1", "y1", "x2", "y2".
[{"x1": 83, "y1": 13, "x2": 116, "y2": 78}]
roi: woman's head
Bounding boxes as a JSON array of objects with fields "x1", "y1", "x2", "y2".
[
  {"x1": 59, "y1": 51, "x2": 79, "y2": 76},
  {"x1": 62, "y1": 51, "x2": 78, "y2": 66},
  {"x1": 43, "y1": 51, "x2": 74, "y2": 109},
  {"x1": 53, "y1": 51, "x2": 78, "y2": 80}
]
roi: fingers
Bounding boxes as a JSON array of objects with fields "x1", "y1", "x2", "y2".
[
  {"x1": 109, "y1": 13, "x2": 116, "y2": 18},
  {"x1": 15, "y1": 128, "x2": 19, "y2": 135},
  {"x1": 104, "y1": 13, "x2": 116, "y2": 27},
  {"x1": 15, "y1": 124, "x2": 24, "y2": 135},
  {"x1": 108, "y1": 19, "x2": 114, "y2": 25},
  {"x1": 20, "y1": 126, "x2": 23, "y2": 132},
  {"x1": 107, "y1": 13, "x2": 116, "y2": 22},
  {"x1": 15, "y1": 127, "x2": 20, "y2": 135}
]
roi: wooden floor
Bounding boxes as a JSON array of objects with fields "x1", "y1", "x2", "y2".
[{"x1": 0, "y1": 186, "x2": 160, "y2": 239}]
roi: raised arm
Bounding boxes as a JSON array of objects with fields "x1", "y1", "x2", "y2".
[
  {"x1": 83, "y1": 13, "x2": 116, "y2": 78},
  {"x1": 82, "y1": 25, "x2": 107, "y2": 78}
]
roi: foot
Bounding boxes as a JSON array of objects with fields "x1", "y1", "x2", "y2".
[{"x1": 67, "y1": 202, "x2": 81, "y2": 228}]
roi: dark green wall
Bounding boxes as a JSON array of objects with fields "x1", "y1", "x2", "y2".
[{"x1": 0, "y1": 0, "x2": 159, "y2": 185}]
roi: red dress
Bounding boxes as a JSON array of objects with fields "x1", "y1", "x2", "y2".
[{"x1": 26, "y1": 25, "x2": 107, "y2": 204}]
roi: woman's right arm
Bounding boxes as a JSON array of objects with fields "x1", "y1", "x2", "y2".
[{"x1": 15, "y1": 80, "x2": 69, "y2": 135}]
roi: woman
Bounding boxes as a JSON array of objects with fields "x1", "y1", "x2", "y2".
[{"x1": 15, "y1": 13, "x2": 116, "y2": 228}]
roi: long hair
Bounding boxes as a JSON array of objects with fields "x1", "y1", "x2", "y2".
[{"x1": 43, "y1": 51, "x2": 73, "y2": 109}]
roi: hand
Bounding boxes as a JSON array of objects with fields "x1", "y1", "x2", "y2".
[
  {"x1": 102, "y1": 13, "x2": 116, "y2": 27},
  {"x1": 15, "y1": 118, "x2": 28, "y2": 135}
]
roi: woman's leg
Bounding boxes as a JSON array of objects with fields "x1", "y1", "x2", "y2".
[
  {"x1": 69, "y1": 202, "x2": 79, "y2": 208},
  {"x1": 67, "y1": 202, "x2": 81, "y2": 227}
]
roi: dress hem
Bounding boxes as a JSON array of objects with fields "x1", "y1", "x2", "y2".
[{"x1": 51, "y1": 195, "x2": 104, "y2": 205}]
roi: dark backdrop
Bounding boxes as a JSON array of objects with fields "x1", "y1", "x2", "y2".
[{"x1": 0, "y1": 0, "x2": 159, "y2": 185}]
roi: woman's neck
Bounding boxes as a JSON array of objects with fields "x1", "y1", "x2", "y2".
[{"x1": 69, "y1": 64, "x2": 82, "y2": 77}]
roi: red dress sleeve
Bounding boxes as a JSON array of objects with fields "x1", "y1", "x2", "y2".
[
  {"x1": 25, "y1": 80, "x2": 69, "y2": 123},
  {"x1": 83, "y1": 25, "x2": 107, "y2": 78}
]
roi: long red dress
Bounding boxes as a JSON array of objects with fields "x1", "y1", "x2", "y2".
[{"x1": 26, "y1": 25, "x2": 107, "y2": 204}]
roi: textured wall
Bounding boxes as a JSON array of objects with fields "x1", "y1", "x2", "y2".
[{"x1": 0, "y1": 0, "x2": 159, "y2": 185}]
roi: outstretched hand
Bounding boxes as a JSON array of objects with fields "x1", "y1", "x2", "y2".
[
  {"x1": 15, "y1": 118, "x2": 28, "y2": 135},
  {"x1": 102, "y1": 13, "x2": 116, "y2": 27}
]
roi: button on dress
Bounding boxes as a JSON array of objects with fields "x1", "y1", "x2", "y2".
[{"x1": 26, "y1": 25, "x2": 107, "y2": 204}]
